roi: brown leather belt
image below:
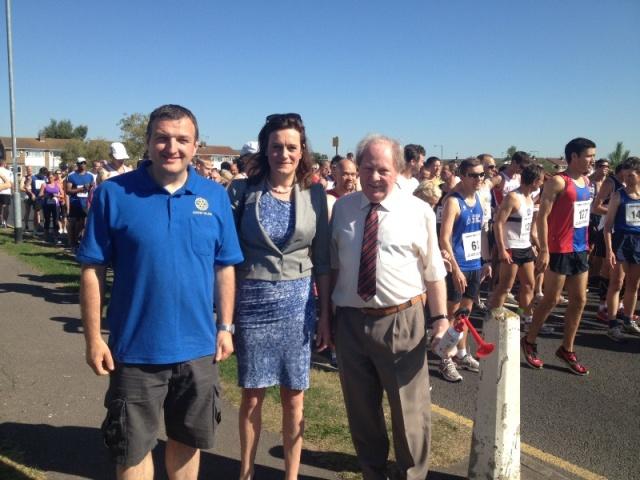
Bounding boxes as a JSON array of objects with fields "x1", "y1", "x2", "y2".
[{"x1": 359, "y1": 293, "x2": 426, "y2": 317}]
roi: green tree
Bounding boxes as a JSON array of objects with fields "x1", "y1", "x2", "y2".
[
  {"x1": 61, "y1": 139, "x2": 87, "y2": 165},
  {"x1": 506, "y1": 145, "x2": 517, "y2": 160},
  {"x1": 39, "y1": 119, "x2": 88, "y2": 140},
  {"x1": 608, "y1": 141, "x2": 630, "y2": 167},
  {"x1": 84, "y1": 139, "x2": 111, "y2": 163},
  {"x1": 118, "y1": 113, "x2": 149, "y2": 161},
  {"x1": 312, "y1": 152, "x2": 328, "y2": 164}
]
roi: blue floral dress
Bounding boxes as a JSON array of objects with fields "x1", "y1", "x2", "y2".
[{"x1": 234, "y1": 192, "x2": 316, "y2": 390}]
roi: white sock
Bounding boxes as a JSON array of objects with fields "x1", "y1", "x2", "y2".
[{"x1": 456, "y1": 348, "x2": 467, "y2": 359}]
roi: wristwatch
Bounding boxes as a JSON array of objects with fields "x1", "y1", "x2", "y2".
[{"x1": 217, "y1": 323, "x2": 235, "y2": 335}]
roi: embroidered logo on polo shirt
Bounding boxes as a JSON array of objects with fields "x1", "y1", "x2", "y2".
[
  {"x1": 193, "y1": 196, "x2": 213, "y2": 216},
  {"x1": 195, "y1": 197, "x2": 209, "y2": 211}
]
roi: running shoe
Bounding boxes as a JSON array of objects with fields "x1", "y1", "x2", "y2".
[
  {"x1": 607, "y1": 325, "x2": 627, "y2": 343},
  {"x1": 521, "y1": 337, "x2": 544, "y2": 369},
  {"x1": 454, "y1": 353, "x2": 480, "y2": 372},
  {"x1": 596, "y1": 308, "x2": 608, "y2": 323},
  {"x1": 505, "y1": 293, "x2": 518, "y2": 306},
  {"x1": 555, "y1": 346, "x2": 589, "y2": 376},
  {"x1": 622, "y1": 320, "x2": 640, "y2": 336},
  {"x1": 439, "y1": 358, "x2": 463, "y2": 382},
  {"x1": 558, "y1": 295, "x2": 569, "y2": 305},
  {"x1": 538, "y1": 323, "x2": 555, "y2": 335}
]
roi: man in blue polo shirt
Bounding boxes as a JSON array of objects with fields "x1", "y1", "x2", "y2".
[
  {"x1": 66, "y1": 157, "x2": 95, "y2": 250},
  {"x1": 77, "y1": 104, "x2": 243, "y2": 480}
]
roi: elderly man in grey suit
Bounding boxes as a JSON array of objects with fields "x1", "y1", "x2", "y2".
[{"x1": 330, "y1": 134, "x2": 449, "y2": 479}]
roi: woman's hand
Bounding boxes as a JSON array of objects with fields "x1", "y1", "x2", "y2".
[{"x1": 498, "y1": 248, "x2": 512, "y2": 264}]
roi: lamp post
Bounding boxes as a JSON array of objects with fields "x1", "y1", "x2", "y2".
[
  {"x1": 5, "y1": 0, "x2": 22, "y2": 242},
  {"x1": 433, "y1": 144, "x2": 443, "y2": 159}
]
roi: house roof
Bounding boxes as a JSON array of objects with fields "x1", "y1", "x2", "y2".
[
  {"x1": 198, "y1": 145, "x2": 240, "y2": 156},
  {"x1": 0, "y1": 136, "x2": 78, "y2": 151}
]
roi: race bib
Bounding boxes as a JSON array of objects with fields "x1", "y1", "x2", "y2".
[
  {"x1": 34, "y1": 179, "x2": 45, "y2": 190},
  {"x1": 521, "y1": 212, "x2": 533, "y2": 238},
  {"x1": 462, "y1": 231, "x2": 481, "y2": 261},
  {"x1": 573, "y1": 200, "x2": 591, "y2": 228},
  {"x1": 436, "y1": 206, "x2": 443, "y2": 223},
  {"x1": 77, "y1": 192, "x2": 88, "y2": 198},
  {"x1": 625, "y1": 203, "x2": 640, "y2": 226}
]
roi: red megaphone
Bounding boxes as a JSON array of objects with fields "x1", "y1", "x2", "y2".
[{"x1": 461, "y1": 314, "x2": 495, "y2": 358}]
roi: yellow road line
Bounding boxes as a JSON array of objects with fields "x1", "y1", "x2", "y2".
[{"x1": 432, "y1": 404, "x2": 608, "y2": 480}]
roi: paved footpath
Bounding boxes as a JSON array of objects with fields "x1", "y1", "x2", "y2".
[{"x1": 0, "y1": 248, "x2": 567, "y2": 479}]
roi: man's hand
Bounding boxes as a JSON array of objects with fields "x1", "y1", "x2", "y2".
[
  {"x1": 535, "y1": 250, "x2": 549, "y2": 273},
  {"x1": 480, "y1": 263, "x2": 492, "y2": 283},
  {"x1": 452, "y1": 267, "x2": 467, "y2": 294},
  {"x1": 85, "y1": 338, "x2": 114, "y2": 375},
  {"x1": 315, "y1": 313, "x2": 333, "y2": 352},
  {"x1": 215, "y1": 331, "x2": 234, "y2": 362},
  {"x1": 606, "y1": 251, "x2": 617, "y2": 270}
]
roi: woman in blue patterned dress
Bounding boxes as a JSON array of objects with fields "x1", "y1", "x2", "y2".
[{"x1": 228, "y1": 113, "x2": 331, "y2": 480}]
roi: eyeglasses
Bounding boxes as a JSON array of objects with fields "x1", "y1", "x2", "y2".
[
  {"x1": 265, "y1": 113, "x2": 303, "y2": 124},
  {"x1": 466, "y1": 172, "x2": 485, "y2": 179},
  {"x1": 597, "y1": 164, "x2": 609, "y2": 169},
  {"x1": 485, "y1": 165, "x2": 496, "y2": 170}
]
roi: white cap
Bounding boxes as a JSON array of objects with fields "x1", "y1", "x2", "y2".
[
  {"x1": 240, "y1": 141, "x2": 259, "y2": 155},
  {"x1": 76, "y1": 157, "x2": 87, "y2": 164},
  {"x1": 109, "y1": 142, "x2": 129, "y2": 160}
]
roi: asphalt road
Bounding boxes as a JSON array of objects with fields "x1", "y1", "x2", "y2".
[{"x1": 429, "y1": 293, "x2": 640, "y2": 480}]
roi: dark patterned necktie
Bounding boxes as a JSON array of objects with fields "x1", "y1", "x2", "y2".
[{"x1": 357, "y1": 203, "x2": 380, "y2": 301}]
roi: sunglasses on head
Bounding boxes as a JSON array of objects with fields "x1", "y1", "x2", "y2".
[
  {"x1": 466, "y1": 172, "x2": 485, "y2": 179},
  {"x1": 265, "y1": 113, "x2": 303, "y2": 124}
]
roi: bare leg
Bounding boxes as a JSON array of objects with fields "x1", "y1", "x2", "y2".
[
  {"x1": 488, "y1": 262, "x2": 518, "y2": 310},
  {"x1": 561, "y1": 272, "x2": 588, "y2": 351},
  {"x1": 117, "y1": 452, "x2": 154, "y2": 480},
  {"x1": 239, "y1": 388, "x2": 265, "y2": 480},
  {"x1": 280, "y1": 387, "x2": 305, "y2": 480},
  {"x1": 527, "y1": 270, "x2": 565, "y2": 343},
  {"x1": 621, "y1": 263, "x2": 640, "y2": 318},
  {"x1": 517, "y1": 262, "x2": 536, "y2": 315},
  {"x1": 165, "y1": 438, "x2": 199, "y2": 480},
  {"x1": 606, "y1": 263, "x2": 625, "y2": 323}
]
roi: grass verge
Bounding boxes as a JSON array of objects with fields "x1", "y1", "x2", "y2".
[
  {"x1": 0, "y1": 444, "x2": 46, "y2": 480},
  {"x1": 1, "y1": 230, "x2": 472, "y2": 479}
]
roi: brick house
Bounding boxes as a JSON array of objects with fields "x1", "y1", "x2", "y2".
[{"x1": 0, "y1": 135, "x2": 76, "y2": 171}]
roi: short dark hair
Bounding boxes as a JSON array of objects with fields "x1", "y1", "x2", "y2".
[
  {"x1": 220, "y1": 161, "x2": 231, "y2": 172},
  {"x1": 622, "y1": 157, "x2": 640, "y2": 172},
  {"x1": 595, "y1": 158, "x2": 609, "y2": 168},
  {"x1": 521, "y1": 164, "x2": 544, "y2": 185},
  {"x1": 404, "y1": 144, "x2": 420, "y2": 163},
  {"x1": 331, "y1": 155, "x2": 343, "y2": 165},
  {"x1": 477, "y1": 153, "x2": 494, "y2": 162},
  {"x1": 564, "y1": 137, "x2": 596, "y2": 164},
  {"x1": 511, "y1": 151, "x2": 531, "y2": 167},
  {"x1": 146, "y1": 104, "x2": 199, "y2": 142},
  {"x1": 425, "y1": 156, "x2": 441, "y2": 167},
  {"x1": 459, "y1": 157, "x2": 482, "y2": 176}
]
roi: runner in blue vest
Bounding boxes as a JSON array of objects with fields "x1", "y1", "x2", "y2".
[
  {"x1": 603, "y1": 156, "x2": 640, "y2": 341},
  {"x1": 439, "y1": 157, "x2": 491, "y2": 382}
]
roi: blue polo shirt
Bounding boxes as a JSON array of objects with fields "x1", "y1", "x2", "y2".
[
  {"x1": 67, "y1": 171, "x2": 94, "y2": 209},
  {"x1": 77, "y1": 162, "x2": 243, "y2": 364}
]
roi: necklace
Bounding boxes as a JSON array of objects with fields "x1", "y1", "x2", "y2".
[{"x1": 267, "y1": 179, "x2": 294, "y2": 194}]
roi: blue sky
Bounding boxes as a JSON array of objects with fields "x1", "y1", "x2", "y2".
[{"x1": 1, "y1": 0, "x2": 638, "y2": 159}]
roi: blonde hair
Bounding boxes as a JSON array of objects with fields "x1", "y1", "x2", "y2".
[{"x1": 413, "y1": 180, "x2": 442, "y2": 205}]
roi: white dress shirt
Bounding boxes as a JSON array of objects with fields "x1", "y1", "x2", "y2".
[
  {"x1": 331, "y1": 187, "x2": 447, "y2": 308},
  {"x1": 395, "y1": 175, "x2": 419, "y2": 194}
]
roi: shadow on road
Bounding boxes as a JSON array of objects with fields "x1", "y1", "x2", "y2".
[
  {"x1": 0, "y1": 423, "x2": 334, "y2": 480},
  {"x1": 0, "y1": 281, "x2": 76, "y2": 305}
]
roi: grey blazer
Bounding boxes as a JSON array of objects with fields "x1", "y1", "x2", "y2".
[{"x1": 228, "y1": 178, "x2": 330, "y2": 281}]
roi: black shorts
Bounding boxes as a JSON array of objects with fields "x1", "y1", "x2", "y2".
[
  {"x1": 549, "y1": 251, "x2": 589, "y2": 276},
  {"x1": 613, "y1": 232, "x2": 640, "y2": 264},
  {"x1": 508, "y1": 247, "x2": 535, "y2": 266},
  {"x1": 0, "y1": 194, "x2": 11, "y2": 206},
  {"x1": 446, "y1": 268, "x2": 481, "y2": 304},
  {"x1": 68, "y1": 203, "x2": 87, "y2": 219},
  {"x1": 590, "y1": 229, "x2": 606, "y2": 258},
  {"x1": 102, "y1": 355, "x2": 221, "y2": 466}
]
